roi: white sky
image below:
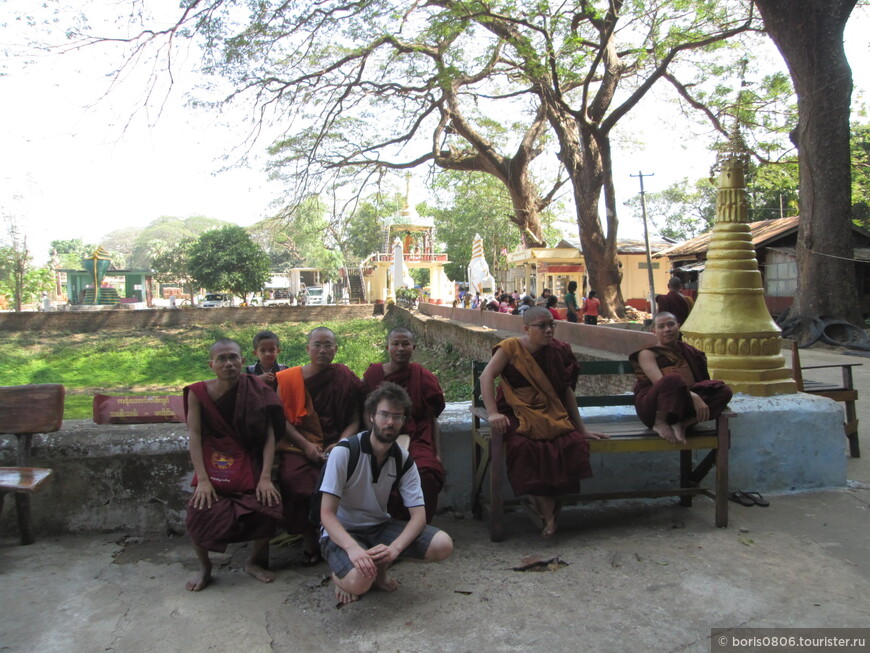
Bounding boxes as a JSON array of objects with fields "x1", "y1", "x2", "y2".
[{"x1": 1, "y1": 1, "x2": 868, "y2": 264}]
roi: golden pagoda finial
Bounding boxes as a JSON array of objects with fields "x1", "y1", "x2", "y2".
[{"x1": 681, "y1": 122, "x2": 795, "y2": 396}]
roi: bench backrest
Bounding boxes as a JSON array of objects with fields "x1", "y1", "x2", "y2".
[
  {"x1": 0, "y1": 384, "x2": 65, "y2": 434},
  {"x1": 472, "y1": 359, "x2": 636, "y2": 409}
]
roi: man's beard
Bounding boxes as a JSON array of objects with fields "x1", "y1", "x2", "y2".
[{"x1": 371, "y1": 422, "x2": 400, "y2": 444}]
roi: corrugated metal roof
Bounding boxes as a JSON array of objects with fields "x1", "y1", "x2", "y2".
[
  {"x1": 556, "y1": 238, "x2": 672, "y2": 254},
  {"x1": 654, "y1": 216, "x2": 800, "y2": 258}
]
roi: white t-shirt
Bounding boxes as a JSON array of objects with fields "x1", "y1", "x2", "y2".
[{"x1": 319, "y1": 432, "x2": 424, "y2": 530}]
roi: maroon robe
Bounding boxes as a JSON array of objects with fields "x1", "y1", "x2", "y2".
[
  {"x1": 629, "y1": 342, "x2": 732, "y2": 428},
  {"x1": 278, "y1": 364, "x2": 364, "y2": 533},
  {"x1": 655, "y1": 290, "x2": 692, "y2": 325},
  {"x1": 363, "y1": 362, "x2": 445, "y2": 522},
  {"x1": 183, "y1": 374, "x2": 285, "y2": 552},
  {"x1": 495, "y1": 338, "x2": 592, "y2": 497}
]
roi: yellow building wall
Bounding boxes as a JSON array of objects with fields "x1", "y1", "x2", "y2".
[{"x1": 618, "y1": 254, "x2": 672, "y2": 302}]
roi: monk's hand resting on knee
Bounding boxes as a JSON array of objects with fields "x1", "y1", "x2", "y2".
[
  {"x1": 487, "y1": 412, "x2": 510, "y2": 436},
  {"x1": 690, "y1": 392, "x2": 710, "y2": 422},
  {"x1": 191, "y1": 481, "x2": 218, "y2": 510},
  {"x1": 581, "y1": 430, "x2": 610, "y2": 440},
  {"x1": 367, "y1": 543, "x2": 399, "y2": 566},
  {"x1": 348, "y1": 544, "x2": 377, "y2": 579},
  {"x1": 256, "y1": 478, "x2": 280, "y2": 506}
]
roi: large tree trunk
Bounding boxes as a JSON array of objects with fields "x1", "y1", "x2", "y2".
[
  {"x1": 755, "y1": 0, "x2": 861, "y2": 325},
  {"x1": 546, "y1": 107, "x2": 624, "y2": 318}
]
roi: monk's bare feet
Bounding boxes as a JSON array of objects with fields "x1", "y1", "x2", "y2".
[
  {"x1": 671, "y1": 422, "x2": 688, "y2": 444},
  {"x1": 374, "y1": 568, "x2": 400, "y2": 592},
  {"x1": 244, "y1": 561, "x2": 275, "y2": 584},
  {"x1": 332, "y1": 573, "x2": 359, "y2": 605},
  {"x1": 653, "y1": 421, "x2": 676, "y2": 443},
  {"x1": 186, "y1": 563, "x2": 212, "y2": 592},
  {"x1": 541, "y1": 517, "x2": 558, "y2": 538}
]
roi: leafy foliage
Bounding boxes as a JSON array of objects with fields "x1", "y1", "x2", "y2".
[
  {"x1": 852, "y1": 123, "x2": 870, "y2": 229},
  {"x1": 187, "y1": 225, "x2": 271, "y2": 301},
  {"x1": 624, "y1": 178, "x2": 717, "y2": 241}
]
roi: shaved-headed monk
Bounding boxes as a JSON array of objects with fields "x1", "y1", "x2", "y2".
[
  {"x1": 275, "y1": 327, "x2": 364, "y2": 565},
  {"x1": 363, "y1": 327, "x2": 445, "y2": 523},
  {"x1": 630, "y1": 312, "x2": 732, "y2": 444},
  {"x1": 655, "y1": 277, "x2": 694, "y2": 326},
  {"x1": 479, "y1": 307, "x2": 607, "y2": 537},
  {"x1": 183, "y1": 338, "x2": 284, "y2": 591}
]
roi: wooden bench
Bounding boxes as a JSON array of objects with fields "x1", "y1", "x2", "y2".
[
  {"x1": 0, "y1": 384, "x2": 64, "y2": 544},
  {"x1": 790, "y1": 341, "x2": 860, "y2": 458},
  {"x1": 470, "y1": 360, "x2": 732, "y2": 542}
]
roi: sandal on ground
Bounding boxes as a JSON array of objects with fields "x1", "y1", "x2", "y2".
[
  {"x1": 743, "y1": 491, "x2": 769, "y2": 507},
  {"x1": 728, "y1": 491, "x2": 755, "y2": 507},
  {"x1": 301, "y1": 549, "x2": 323, "y2": 567},
  {"x1": 521, "y1": 497, "x2": 545, "y2": 529}
]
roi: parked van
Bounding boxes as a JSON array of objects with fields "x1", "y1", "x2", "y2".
[
  {"x1": 200, "y1": 293, "x2": 234, "y2": 308},
  {"x1": 306, "y1": 287, "x2": 326, "y2": 305}
]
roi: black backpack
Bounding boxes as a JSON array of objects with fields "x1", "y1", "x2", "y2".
[{"x1": 308, "y1": 432, "x2": 414, "y2": 525}]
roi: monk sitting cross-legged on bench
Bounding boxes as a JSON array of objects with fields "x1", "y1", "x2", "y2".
[
  {"x1": 479, "y1": 306, "x2": 608, "y2": 538},
  {"x1": 630, "y1": 312, "x2": 733, "y2": 444}
]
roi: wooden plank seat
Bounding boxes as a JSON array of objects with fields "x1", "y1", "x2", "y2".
[
  {"x1": 0, "y1": 384, "x2": 64, "y2": 544},
  {"x1": 790, "y1": 341, "x2": 860, "y2": 458},
  {"x1": 470, "y1": 360, "x2": 732, "y2": 542}
]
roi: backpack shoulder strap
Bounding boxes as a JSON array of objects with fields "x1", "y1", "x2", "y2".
[
  {"x1": 340, "y1": 434, "x2": 362, "y2": 480},
  {"x1": 391, "y1": 443, "x2": 414, "y2": 485}
]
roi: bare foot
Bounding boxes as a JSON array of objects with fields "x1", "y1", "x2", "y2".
[
  {"x1": 653, "y1": 421, "x2": 676, "y2": 443},
  {"x1": 185, "y1": 563, "x2": 212, "y2": 592},
  {"x1": 332, "y1": 573, "x2": 359, "y2": 605},
  {"x1": 671, "y1": 422, "x2": 687, "y2": 444},
  {"x1": 244, "y1": 561, "x2": 275, "y2": 584},
  {"x1": 374, "y1": 568, "x2": 400, "y2": 592},
  {"x1": 541, "y1": 501, "x2": 560, "y2": 538}
]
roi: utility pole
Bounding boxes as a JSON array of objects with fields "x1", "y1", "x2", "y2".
[{"x1": 631, "y1": 170, "x2": 656, "y2": 313}]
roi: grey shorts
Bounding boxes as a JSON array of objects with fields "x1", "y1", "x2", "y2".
[{"x1": 320, "y1": 520, "x2": 441, "y2": 579}]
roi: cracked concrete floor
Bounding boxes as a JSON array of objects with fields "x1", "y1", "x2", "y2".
[{"x1": 2, "y1": 455, "x2": 868, "y2": 653}]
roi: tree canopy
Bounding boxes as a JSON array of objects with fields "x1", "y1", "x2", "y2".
[
  {"x1": 187, "y1": 225, "x2": 270, "y2": 301},
  {"x1": 90, "y1": 0, "x2": 773, "y2": 316}
]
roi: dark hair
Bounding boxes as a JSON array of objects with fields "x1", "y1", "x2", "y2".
[
  {"x1": 252, "y1": 330, "x2": 280, "y2": 349},
  {"x1": 307, "y1": 326, "x2": 336, "y2": 344},
  {"x1": 387, "y1": 326, "x2": 415, "y2": 342},
  {"x1": 588, "y1": 290, "x2": 597, "y2": 298},
  {"x1": 364, "y1": 381, "x2": 412, "y2": 418},
  {"x1": 567, "y1": 281, "x2": 577, "y2": 293},
  {"x1": 210, "y1": 338, "x2": 242, "y2": 358},
  {"x1": 546, "y1": 295, "x2": 558, "y2": 308}
]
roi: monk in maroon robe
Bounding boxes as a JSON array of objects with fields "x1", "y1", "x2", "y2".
[
  {"x1": 480, "y1": 307, "x2": 607, "y2": 537},
  {"x1": 630, "y1": 312, "x2": 732, "y2": 444},
  {"x1": 655, "y1": 277, "x2": 694, "y2": 326},
  {"x1": 183, "y1": 338, "x2": 284, "y2": 592},
  {"x1": 363, "y1": 326, "x2": 445, "y2": 523},
  {"x1": 275, "y1": 327, "x2": 363, "y2": 565}
]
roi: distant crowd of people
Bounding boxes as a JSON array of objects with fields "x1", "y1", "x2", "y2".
[{"x1": 458, "y1": 284, "x2": 602, "y2": 324}]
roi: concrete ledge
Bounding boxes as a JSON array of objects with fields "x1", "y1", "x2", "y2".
[
  {"x1": 0, "y1": 393, "x2": 846, "y2": 538},
  {"x1": 0, "y1": 304, "x2": 376, "y2": 333}
]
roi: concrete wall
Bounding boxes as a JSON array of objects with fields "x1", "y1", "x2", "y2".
[
  {"x1": 418, "y1": 302, "x2": 656, "y2": 356},
  {"x1": 0, "y1": 393, "x2": 846, "y2": 538},
  {"x1": 0, "y1": 304, "x2": 376, "y2": 333}
]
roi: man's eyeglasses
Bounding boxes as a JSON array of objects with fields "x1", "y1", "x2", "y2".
[
  {"x1": 528, "y1": 322, "x2": 555, "y2": 330},
  {"x1": 375, "y1": 411, "x2": 407, "y2": 423}
]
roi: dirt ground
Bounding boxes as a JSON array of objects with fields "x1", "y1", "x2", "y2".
[{"x1": 2, "y1": 346, "x2": 869, "y2": 652}]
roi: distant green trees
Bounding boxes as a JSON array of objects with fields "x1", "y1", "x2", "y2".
[{"x1": 187, "y1": 226, "x2": 270, "y2": 302}]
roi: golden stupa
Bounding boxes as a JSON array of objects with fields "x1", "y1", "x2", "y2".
[{"x1": 680, "y1": 141, "x2": 796, "y2": 396}]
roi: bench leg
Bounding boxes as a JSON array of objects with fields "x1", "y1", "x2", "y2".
[
  {"x1": 14, "y1": 492, "x2": 35, "y2": 545},
  {"x1": 489, "y1": 431, "x2": 505, "y2": 542},
  {"x1": 679, "y1": 450, "x2": 692, "y2": 507},
  {"x1": 715, "y1": 418, "x2": 731, "y2": 528},
  {"x1": 471, "y1": 436, "x2": 490, "y2": 520},
  {"x1": 845, "y1": 400, "x2": 859, "y2": 458}
]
